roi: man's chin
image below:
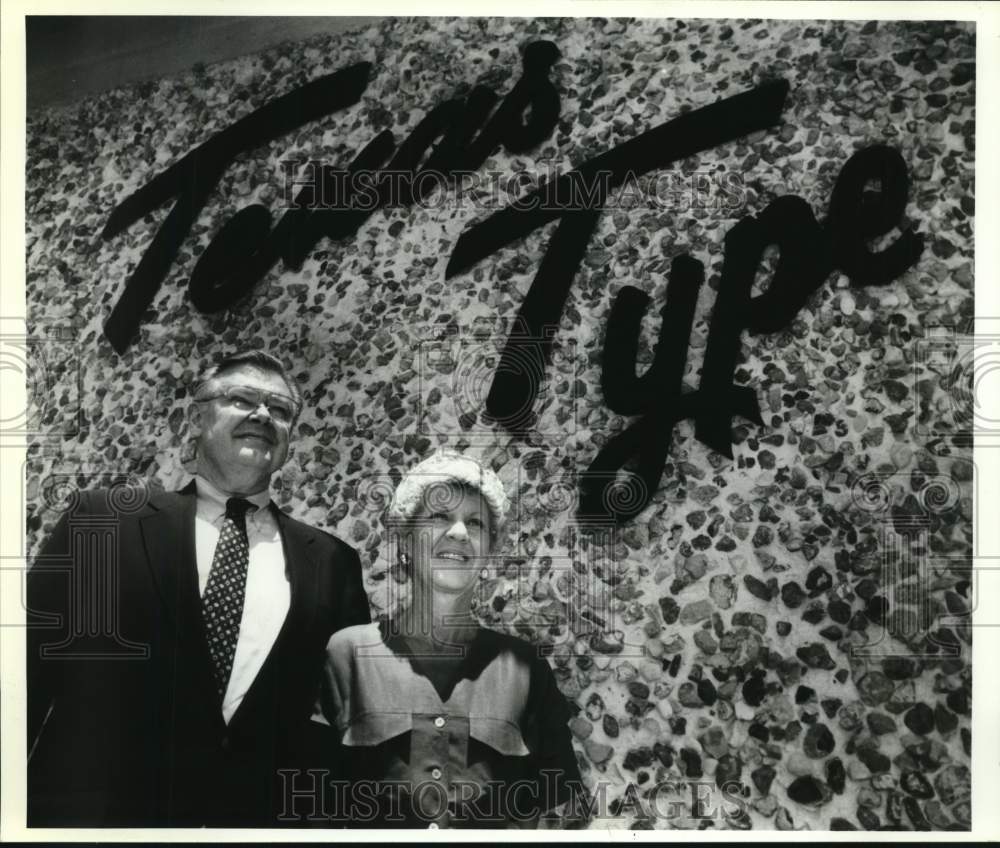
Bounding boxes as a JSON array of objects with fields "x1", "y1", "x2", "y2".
[{"x1": 224, "y1": 449, "x2": 278, "y2": 488}]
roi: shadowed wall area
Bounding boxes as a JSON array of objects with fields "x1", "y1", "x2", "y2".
[{"x1": 27, "y1": 16, "x2": 379, "y2": 111}]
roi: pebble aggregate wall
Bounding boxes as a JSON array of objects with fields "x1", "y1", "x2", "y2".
[{"x1": 25, "y1": 17, "x2": 974, "y2": 830}]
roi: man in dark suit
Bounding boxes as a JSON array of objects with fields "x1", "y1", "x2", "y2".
[{"x1": 26, "y1": 349, "x2": 370, "y2": 827}]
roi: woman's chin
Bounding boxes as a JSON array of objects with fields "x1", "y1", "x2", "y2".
[{"x1": 429, "y1": 575, "x2": 477, "y2": 595}]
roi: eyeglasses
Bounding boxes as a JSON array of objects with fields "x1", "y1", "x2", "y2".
[{"x1": 196, "y1": 386, "x2": 299, "y2": 425}]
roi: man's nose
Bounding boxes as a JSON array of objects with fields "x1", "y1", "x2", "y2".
[{"x1": 248, "y1": 402, "x2": 273, "y2": 421}]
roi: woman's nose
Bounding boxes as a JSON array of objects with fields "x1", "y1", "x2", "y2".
[{"x1": 446, "y1": 520, "x2": 469, "y2": 540}]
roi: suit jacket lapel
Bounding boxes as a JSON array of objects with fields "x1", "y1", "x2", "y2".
[
  {"x1": 139, "y1": 484, "x2": 199, "y2": 626},
  {"x1": 139, "y1": 483, "x2": 222, "y2": 722},
  {"x1": 274, "y1": 508, "x2": 321, "y2": 632}
]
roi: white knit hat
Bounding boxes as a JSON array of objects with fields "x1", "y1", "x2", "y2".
[{"x1": 388, "y1": 450, "x2": 510, "y2": 533}]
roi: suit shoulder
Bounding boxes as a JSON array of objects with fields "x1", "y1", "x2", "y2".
[
  {"x1": 276, "y1": 510, "x2": 358, "y2": 555},
  {"x1": 59, "y1": 483, "x2": 167, "y2": 517}
]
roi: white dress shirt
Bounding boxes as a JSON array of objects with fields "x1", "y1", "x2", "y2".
[{"x1": 194, "y1": 475, "x2": 291, "y2": 723}]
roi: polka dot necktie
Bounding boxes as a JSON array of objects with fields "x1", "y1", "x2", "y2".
[{"x1": 202, "y1": 497, "x2": 254, "y2": 700}]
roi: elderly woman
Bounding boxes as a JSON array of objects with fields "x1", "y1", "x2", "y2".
[{"x1": 316, "y1": 450, "x2": 582, "y2": 829}]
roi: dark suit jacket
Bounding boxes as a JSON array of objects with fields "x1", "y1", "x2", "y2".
[{"x1": 26, "y1": 482, "x2": 370, "y2": 827}]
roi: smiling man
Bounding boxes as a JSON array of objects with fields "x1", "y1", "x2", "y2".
[{"x1": 26, "y1": 350, "x2": 370, "y2": 827}]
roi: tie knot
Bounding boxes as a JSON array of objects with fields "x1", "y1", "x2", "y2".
[{"x1": 225, "y1": 497, "x2": 255, "y2": 521}]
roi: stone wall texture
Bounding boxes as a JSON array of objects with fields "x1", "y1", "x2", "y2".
[{"x1": 25, "y1": 17, "x2": 974, "y2": 830}]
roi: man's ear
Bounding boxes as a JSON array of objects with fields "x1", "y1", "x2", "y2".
[{"x1": 181, "y1": 403, "x2": 204, "y2": 466}]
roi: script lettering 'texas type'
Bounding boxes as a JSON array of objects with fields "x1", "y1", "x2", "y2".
[
  {"x1": 102, "y1": 43, "x2": 562, "y2": 352},
  {"x1": 448, "y1": 117, "x2": 924, "y2": 522},
  {"x1": 100, "y1": 45, "x2": 926, "y2": 526}
]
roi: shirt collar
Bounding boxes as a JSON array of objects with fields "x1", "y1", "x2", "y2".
[
  {"x1": 380, "y1": 621, "x2": 508, "y2": 691},
  {"x1": 194, "y1": 474, "x2": 272, "y2": 519}
]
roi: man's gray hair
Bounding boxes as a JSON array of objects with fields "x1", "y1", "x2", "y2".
[{"x1": 193, "y1": 350, "x2": 303, "y2": 413}]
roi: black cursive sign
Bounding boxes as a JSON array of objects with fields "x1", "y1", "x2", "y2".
[
  {"x1": 100, "y1": 44, "x2": 926, "y2": 526},
  {"x1": 102, "y1": 42, "x2": 562, "y2": 352}
]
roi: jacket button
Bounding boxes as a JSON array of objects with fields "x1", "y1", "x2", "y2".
[
  {"x1": 428, "y1": 822, "x2": 439, "y2": 829},
  {"x1": 431, "y1": 768, "x2": 442, "y2": 780},
  {"x1": 221, "y1": 736, "x2": 231, "y2": 752},
  {"x1": 434, "y1": 716, "x2": 446, "y2": 728}
]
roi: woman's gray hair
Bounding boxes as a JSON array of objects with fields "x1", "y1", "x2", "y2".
[{"x1": 387, "y1": 450, "x2": 510, "y2": 540}]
